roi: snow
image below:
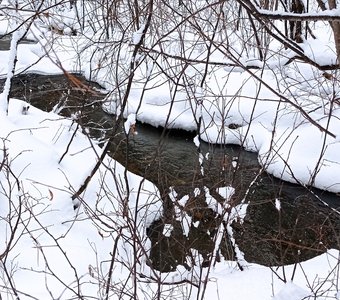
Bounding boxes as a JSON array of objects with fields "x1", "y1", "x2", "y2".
[
  {"x1": 0, "y1": 1, "x2": 339, "y2": 299},
  {"x1": 172, "y1": 193, "x2": 191, "y2": 237},
  {"x1": 0, "y1": 99, "x2": 163, "y2": 299},
  {"x1": 272, "y1": 282, "x2": 310, "y2": 300},
  {"x1": 275, "y1": 198, "x2": 281, "y2": 211},
  {"x1": 163, "y1": 223, "x2": 174, "y2": 237},
  {"x1": 132, "y1": 24, "x2": 146, "y2": 45},
  {"x1": 124, "y1": 113, "x2": 137, "y2": 135},
  {"x1": 0, "y1": 26, "x2": 26, "y2": 111},
  {"x1": 217, "y1": 186, "x2": 235, "y2": 200}
]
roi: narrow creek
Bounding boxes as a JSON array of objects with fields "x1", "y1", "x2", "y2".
[{"x1": 1, "y1": 72, "x2": 339, "y2": 272}]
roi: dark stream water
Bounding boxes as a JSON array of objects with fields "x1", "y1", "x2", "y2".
[{"x1": 1, "y1": 72, "x2": 339, "y2": 272}]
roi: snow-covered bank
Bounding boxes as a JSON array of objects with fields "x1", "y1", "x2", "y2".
[{"x1": 0, "y1": 99, "x2": 163, "y2": 298}]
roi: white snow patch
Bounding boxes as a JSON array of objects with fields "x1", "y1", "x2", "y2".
[
  {"x1": 217, "y1": 186, "x2": 235, "y2": 201},
  {"x1": 275, "y1": 198, "x2": 281, "y2": 211},
  {"x1": 163, "y1": 223, "x2": 174, "y2": 237},
  {"x1": 124, "y1": 113, "x2": 137, "y2": 134}
]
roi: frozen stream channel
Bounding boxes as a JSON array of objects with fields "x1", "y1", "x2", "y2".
[{"x1": 1, "y1": 72, "x2": 339, "y2": 272}]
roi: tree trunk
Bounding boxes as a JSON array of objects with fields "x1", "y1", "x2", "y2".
[
  {"x1": 328, "y1": 0, "x2": 340, "y2": 63},
  {"x1": 317, "y1": 0, "x2": 340, "y2": 63},
  {"x1": 290, "y1": 0, "x2": 305, "y2": 43}
]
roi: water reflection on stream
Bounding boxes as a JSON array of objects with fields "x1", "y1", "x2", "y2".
[{"x1": 2, "y1": 73, "x2": 339, "y2": 271}]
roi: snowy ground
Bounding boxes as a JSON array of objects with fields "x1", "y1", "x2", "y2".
[
  {"x1": 0, "y1": 1, "x2": 339, "y2": 299},
  {"x1": 0, "y1": 98, "x2": 338, "y2": 299}
]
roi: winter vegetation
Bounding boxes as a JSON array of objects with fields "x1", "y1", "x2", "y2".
[{"x1": 0, "y1": 0, "x2": 340, "y2": 299}]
